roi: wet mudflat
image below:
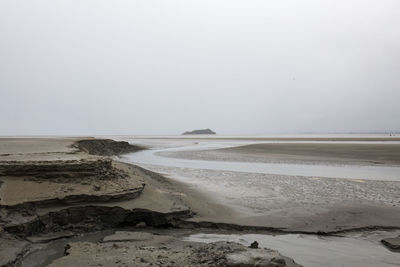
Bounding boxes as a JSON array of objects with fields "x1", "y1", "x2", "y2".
[
  {"x1": 121, "y1": 138, "x2": 400, "y2": 231},
  {"x1": 119, "y1": 136, "x2": 400, "y2": 266},
  {"x1": 4, "y1": 136, "x2": 399, "y2": 266}
]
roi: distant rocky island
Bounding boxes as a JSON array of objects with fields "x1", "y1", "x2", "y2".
[{"x1": 182, "y1": 128, "x2": 216, "y2": 135}]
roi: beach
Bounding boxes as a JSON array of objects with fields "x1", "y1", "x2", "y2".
[{"x1": 1, "y1": 136, "x2": 400, "y2": 266}]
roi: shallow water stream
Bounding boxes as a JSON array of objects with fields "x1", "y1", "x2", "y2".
[{"x1": 122, "y1": 141, "x2": 400, "y2": 181}]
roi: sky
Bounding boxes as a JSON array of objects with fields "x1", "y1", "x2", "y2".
[{"x1": 0, "y1": 0, "x2": 399, "y2": 135}]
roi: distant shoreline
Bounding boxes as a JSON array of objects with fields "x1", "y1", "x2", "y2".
[{"x1": 125, "y1": 136, "x2": 400, "y2": 142}]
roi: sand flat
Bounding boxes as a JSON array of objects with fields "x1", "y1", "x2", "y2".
[
  {"x1": 220, "y1": 143, "x2": 400, "y2": 165},
  {"x1": 157, "y1": 142, "x2": 400, "y2": 166}
]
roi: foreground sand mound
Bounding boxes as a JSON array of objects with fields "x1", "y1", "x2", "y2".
[
  {"x1": 49, "y1": 232, "x2": 301, "y2": 267},
  {"x1": 0, "y1": 138, "x2": 197, "y2": 266},
  {"x1": 0, "y1": 159, "x2": 145, "y2": 207}
]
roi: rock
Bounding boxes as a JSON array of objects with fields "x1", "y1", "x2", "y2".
[
  {"x1": 382, "y1": 236, "x2": 400, "y2": 251},
  {"x1": 249, "y1": 241, "x2": 259, "y2": 249},
  {"x1": 182, "y1": 129, "x2": 216, "y2": 135},
  {"x1": 64, "y1": 244, "x2": 71, "y2": 256}
]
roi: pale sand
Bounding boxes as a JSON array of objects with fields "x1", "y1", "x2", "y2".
[
  {"x1": 218, "y1": 143, "x2": 400, "y2": 165},
  {"x1": 0, "y1": 137, "x2": 96, "y2": 161}
]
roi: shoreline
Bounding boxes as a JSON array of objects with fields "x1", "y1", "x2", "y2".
[{"x1": 123, "y1": 135, "x2": 400, "y2": 142}]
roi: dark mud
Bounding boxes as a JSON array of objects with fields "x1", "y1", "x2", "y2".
[{"x1": 75, "y1": 139, "x2": 145, "y2": 156}]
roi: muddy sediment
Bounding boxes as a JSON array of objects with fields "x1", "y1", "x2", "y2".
[
  {"x1": 159, "y1": 142, "x2": 400, "y2": 165},
  {"x1": 1, "y1": 138, "x2": 302, "y2": 266},
  {"x1": 3, "y1": 137, "x2": 398, "y2": 266},
  {"x1": 75, "y1": 139, "x2": 145, "y2": 156},
  {"x1": 0, "y1": 138, "x2": 194, "y2": 266},
  {"x1": 4, "y1": 206, "x2": 191, "y2": 238},
  {"x1": 382, "y1": 236, "x2": 400, "y2": 252},
  {"x1": 48, "y1": 232, "x2": 301, "y2": 267}
]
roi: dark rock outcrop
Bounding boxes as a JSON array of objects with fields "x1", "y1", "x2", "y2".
[
  {"x1": 249, "y1": 241, "x2": 259, "y2": 248},
  {"x1": 382, "y1": 236, "x2": 400, "y2": 252},
  {"x1": 182, "y1": 129, "x2": 216, "y2": 135},
  {"x1": 75, "y1": 139, "x2": 145, "y2": 156}
]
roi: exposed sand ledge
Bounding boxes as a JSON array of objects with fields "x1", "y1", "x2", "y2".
[
  {"x1": 0, "y1": 160, "x2": 144, "y2": 207},
  {"x1": 0, "y1": 138, "x2": 191, "y2": 266}
]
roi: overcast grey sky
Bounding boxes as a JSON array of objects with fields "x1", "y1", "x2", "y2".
[{"x1": 1, "y1": 0, "x2": 399, "y2": 135}]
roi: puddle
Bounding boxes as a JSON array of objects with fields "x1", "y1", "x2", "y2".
[{"x1": 19, "y1": 231, "x2": 113, "y2": 267}]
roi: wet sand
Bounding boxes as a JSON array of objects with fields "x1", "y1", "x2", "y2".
[
  {"x1": 133, "y1": 164, "x2": 400, "y2": 233},
  {"x1": 122, "y1": 137, "x2": 400, "y2": 233},
  {"x1": 158, "y1": 142, "x2": 400, "y2": 166},
  {"x1": 216, "y1": 143, "x2": 400, "y2": 165},
  {"x1": 0, "y1": 138, "x2": 194, "y2": 266},
  {"x1": 2, "y1": 137, "x2": 300, "y2": 266},
  {"x1": 1, "y1": 136, "x2": 400, "y2": 266}
]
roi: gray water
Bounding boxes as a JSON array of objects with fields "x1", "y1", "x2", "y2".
[{"x1": 20, "y1": 231, "x2": 113, "y2": 267}]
